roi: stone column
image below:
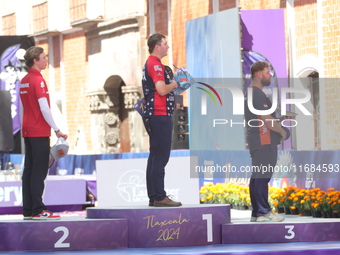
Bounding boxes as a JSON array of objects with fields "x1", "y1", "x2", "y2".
[
  {"x1": 121, "y1": 85, "x2": 145, "y2": 152},
  {"x1": 87, "y1": 89, "x2": 120, "y2": 153}
]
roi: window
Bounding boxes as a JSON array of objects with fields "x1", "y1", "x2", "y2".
[
  {"x1": 2, "y1": 13, "x2": 16, "y2": 35},
  {"x1": 70, "y1": 0, "x2": 87, "y2": 23},
  {"x1": 32, "y1": 2, "x2": 48, "y2": 33}
]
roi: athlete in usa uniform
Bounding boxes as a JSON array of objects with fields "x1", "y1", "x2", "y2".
[
  {"x1": 142, "y1": 33, "x2": 182, "y2": 207},
  {"x1": 142, "y1": 55, "x2": 175, "y2": 116}
]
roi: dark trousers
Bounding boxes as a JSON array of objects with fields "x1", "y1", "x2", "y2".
[
  {"x1": 22, "y1": 137, "x2": 50, "y2": 216},
  {"x1": 143, "y1": 115, "x2": 173, "y2": 202},
  {"x1": 249, "y1": 144, "x2": 277, "y2": 217}
]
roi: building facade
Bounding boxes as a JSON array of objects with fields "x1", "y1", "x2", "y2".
[
  {"x1": 0, "y1": 0, "x2": 149, "y2": 154},
  {"x1": 1, "y1": 0, "x2": 339, "y2": 152}
]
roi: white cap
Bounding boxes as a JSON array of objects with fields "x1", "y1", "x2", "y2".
[{"x1": 50, "y1": 137, "x2": 69, "y2": 161}]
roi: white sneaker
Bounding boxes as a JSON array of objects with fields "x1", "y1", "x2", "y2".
[{"x1": 256, "y1": 212, "x2": 284, "y2": 222}]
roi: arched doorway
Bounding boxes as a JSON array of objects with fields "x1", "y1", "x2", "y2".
[
  {"x1": 294, "y1": 53, "x2": 321, "y2": 150},
  {"x1": 103, "y1": 75, "x2": 131, "y2": 153}
]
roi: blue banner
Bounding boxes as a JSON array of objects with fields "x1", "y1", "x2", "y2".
[{"x1": 4, "y1": 150, "x2": 340, "y2": 191}]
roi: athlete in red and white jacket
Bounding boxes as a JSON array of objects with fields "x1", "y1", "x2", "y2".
[{"x1": 20, "y1": 46, "x2": 67, "y2": 220}]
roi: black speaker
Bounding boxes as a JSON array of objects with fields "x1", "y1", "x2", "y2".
[
  {"x1": 172, "y1": 107, "x2": 189, "y2": 150},
  {"x1": 0, "y1": 91, "x2": 14, "y2": 152}
]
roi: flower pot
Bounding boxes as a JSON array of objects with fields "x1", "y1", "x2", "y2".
[
  {"x1": 284, "y1": 207, "x2": 291, "y2": 214},
  {"x1": 277, "y1": 207, "x2": 285, "y2": 214},
  {"x1": 303, "y1": 210, "x2": 312, "y2": 216},
  {"x1": 327, "y1": 211, "x2": 333, "y2": 218},
  {"x1": 290, "y1": 208, "x2": 299, "y2": 215},
  {"x1": 248, "y1": 205, "x2": 253, "y2": 211},
  {"x1": 312, "y1": 211, "x2": 322, "y2": 218},
  {"x1": 321, "y1": 211, "x2": 328, "y2": 218},
  {"x1": 333, "y1": 212, "x2": 339, "y2": 218},
  {"x1": 239, "y1": 205, "x2": 248, "y2": 210}
]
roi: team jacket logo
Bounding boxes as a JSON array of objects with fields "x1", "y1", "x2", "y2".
[{"x1": 154, "y1": 65, "x2": 162, "y2": 71}]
